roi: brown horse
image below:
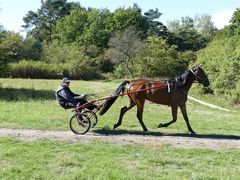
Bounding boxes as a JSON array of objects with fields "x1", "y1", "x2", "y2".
[{"x1": 99, "y1": 65, "x2": 210, "y2": 134}]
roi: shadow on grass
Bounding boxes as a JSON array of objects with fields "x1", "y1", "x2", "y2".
[
  {"x1": 0, "y1": 87, "x2": 55, "y2": 101},
  {"x1": 165, "y1": 133, "x2": 240, "y2": 140},
  {"x1": 93, "y1": 128, "x2": 164, "y2": 136},
  {"x1": 93, "y1": 128, "x2": 240, "y2": 140}
]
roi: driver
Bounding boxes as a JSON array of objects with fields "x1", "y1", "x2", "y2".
[{"x1": 55, "y1": 77, "x2": 97, "y2": 110}]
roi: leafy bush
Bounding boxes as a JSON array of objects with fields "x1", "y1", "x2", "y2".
[
  {"x1": 69, "y1": 58, "x2": 104, "y2": 80},
  {"x1": 9, "y1": 60, "x2": 69, "y2": 79},
  {"x1": 42, "y1": 42, "x2": 85, "y2": 64},
  {"x1": 0, "y1": 31, "x2": 22, "y2": 62},
  {"x1": 113, "y1": 64, "x2": 128, "y2": 79},
  {"x1": 136, "y1": 36, "x2": 188, "y2": 78},
  {"x1": 197, "y1": 30, "x2": 240, "y2": 103},
  {"x1": 9, "y1": 59, "x2": 104, "y2": 80},
  {"x1": 41, "y1": 42, "x2": 104, "y2": 80},
  {"x1": 196, "y1": 9, "x2": 240, "y2": 103}
]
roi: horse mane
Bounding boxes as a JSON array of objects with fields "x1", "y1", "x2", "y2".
[
  {"x1": 173, "y1": 70, "x2": 190, "y2": 86},
  {"x1": 180, "y1": 70, "x2": 190, "y2": 85}
]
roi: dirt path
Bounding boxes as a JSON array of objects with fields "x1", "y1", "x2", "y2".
[
  {"x1": 0, "y1": 128, "x2": 239, "y2": 149},
  {"x1": 188, "y1": 96, "x2": 233, "y2": 112}
]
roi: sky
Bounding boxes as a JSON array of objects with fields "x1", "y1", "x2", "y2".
[{"x1": 0, "y1": 0, "x2": 240, "y2": 36}]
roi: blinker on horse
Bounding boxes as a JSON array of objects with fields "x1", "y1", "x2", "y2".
[{"x1": 99, "y1": 65, "x2": 210, "y2": 134}]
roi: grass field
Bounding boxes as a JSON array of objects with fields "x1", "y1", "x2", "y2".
[
  {"x1": 0, "y1": 78, "x2": 240, "y2": 179},
  {"x1": 1, "y1": 138, "x2": 240, "y2": 179}
]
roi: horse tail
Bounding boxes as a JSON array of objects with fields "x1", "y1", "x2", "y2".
[{"x1": 99, "y1": 80, "x2": 130, "y2": 116}]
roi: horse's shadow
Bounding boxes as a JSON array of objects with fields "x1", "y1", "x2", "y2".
[
  {"x1": 93, "y1": 128, "x2": 164, "y2": 136},
  {"x1": 93, "y1": 128, "x2": 240, "y2": 140}
]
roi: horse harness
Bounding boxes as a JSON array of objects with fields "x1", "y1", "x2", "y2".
[
  {"x1": 125, "y1": 69, "x2": 199, "y2": 96},
  {"x1": 164, "y1": 70, "x2": 190, "y2": 96}
]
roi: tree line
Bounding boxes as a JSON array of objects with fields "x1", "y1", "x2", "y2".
[
  {"x1": 197, "y1": 8, "x2": 240, "y2": 103},
  {"x1": 1, "y1": 0, "x2": 239, "y2": 102},
  {"x1": 1, "y1": 0, "x2": 216, "y2": 79}
]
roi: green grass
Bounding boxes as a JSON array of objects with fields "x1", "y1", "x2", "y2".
[
  {"x1": 0, "y1": 138, "x2": 240, "y2": 179},
  {"x1": 0, "y1": 78, "x2": 119, "y2": 130},
  {"x1": 0, "y1": 78, "x2": 239, "y2": 135},
  {"x1": 190, "y1": 84, "x2": 240, "y2": 111},
  {"x1": 0, "y1": 78, "x2": 240, "y2": 179}
]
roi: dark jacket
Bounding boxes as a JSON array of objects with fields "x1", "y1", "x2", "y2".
[{"x1": 55, "y1": 85, "x2": 79, "y2": 108}]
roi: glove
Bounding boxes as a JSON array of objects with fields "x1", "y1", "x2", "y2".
[{"x1": 74, "y1": 94, "x2": 86, "y2": 99}]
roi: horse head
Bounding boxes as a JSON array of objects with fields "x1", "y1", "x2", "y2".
[{"x1": 190, "y1": 65, "x2": 210, "y2": 87}]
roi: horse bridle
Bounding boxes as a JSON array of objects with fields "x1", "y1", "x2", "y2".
[{"x1": 190, "y1": 68, "x2": 207, "y2": 84}]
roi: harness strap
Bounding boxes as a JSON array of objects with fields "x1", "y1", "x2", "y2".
[
  {"x1": 190, "y1": 69, "x2": 197, "y2": 76},
  {"x1": 190, "y1": 68, "x2": 205, "y2": 84},
  {"x1": 167, "y1": 82, "x2": 170, "y2": 93}
]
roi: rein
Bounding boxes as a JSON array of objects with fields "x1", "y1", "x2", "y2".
[
  {"x1": 75, "y1": 68, "x2": 203, "y2": 111},
  {"x1": 190, "y1": 68, "x2": 206, "y2": 85},
  {"x1": 74, "y1": 83, "x2": 170, "y2": 111}
]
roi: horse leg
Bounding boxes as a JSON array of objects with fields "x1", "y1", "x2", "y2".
[
  {"x1": 180, "y1": 104, "x2": 196, "y2": 134},
  {"x1": 136, "y1": 100, "x2": 148, "y2": 132},
  {"x1": 158, "y1": 105, "x2": 178, "y2": 128},
  {"x1": 113, "y1": 99, "x2": 135, "y2": 129}
]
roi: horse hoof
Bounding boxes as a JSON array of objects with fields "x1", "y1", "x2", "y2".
[
  {"x1": 143, "y1": 130, "x2": 150, "y2": 134},
  {"x1": 113, "y1": 124, "x2": 118, "y2": 129},
  {"x1": 190, "y1": 131, "x2": 196, "y2": 135},
  {"x1": 158, "y1": 123, "x2": 164, "y2": 128}
]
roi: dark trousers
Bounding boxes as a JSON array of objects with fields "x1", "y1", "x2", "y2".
[{"x1": 61, "y1": 98, "x2": 96, "y2": 110}]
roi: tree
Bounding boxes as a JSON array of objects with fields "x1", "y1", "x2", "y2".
[
  {"x1": 136, "y1": 36, "x2": 187, "y2": 78},
  {"x1": 228, "y1": 8, "x2": 240, "y2": 35},
  {"x1": 76, "y1": 9, "x2": 113, "y2": 49},
  {"x1": 108, "y1": 26, "x2": 144, "y2": 78},
  {"x1": 230, "y1": 8, "x2": 240, "y2": 27},
  {"x1": 55, "y1": 8, "x2": 112, "y2": 49},
  {"x1": 167, "y1": 19, "x2": 181, "y2": 33},
  {"x1": 55, "y1": 5, "x2": 148, "y2": 49},
  {"x1": 167, "y1": 16, "x2": 208, "y2": 52},
  {"x1": 0, "y1": 24, "x2": 4, "y2": 32},
  {"x1": 110, "y1": 5, "x2": 146, "y2": 33},
  {"x1": 143, "y1": 8, "x2": 169, "y2": 38},
  {"x1": 42, "y1": 42, "x2": 85, "y2": 64},
  {"x1": 196, "y1": 29, "x2": 240, "y2": 103},
  {"x1": 55, "y1": 9, "x2": 89, "y2": 44},
  {"x1": 19, "y1": 37, "x2": 42, "y2": 60},
  {"x1": 0, "y1": 31, "x2": 22, "y2": 61},
  {"x1": 0, "y1": 31, "x2": 22, "y2": 74},
  {"x1": 22, "y1": 0, "x2": 81, "y2": 42},
  {"x1": 195, "y1": 9, "x2": 240, "y2": 102},
  {"x1": 194, "y1": 14, "x2": 218, "y2": 42}
]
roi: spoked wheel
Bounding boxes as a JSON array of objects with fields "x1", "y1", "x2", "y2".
[
  {"x1": 84, "y1": 110, "x2": 98, "y2": 128},
  {"x1": 69, "y1": 113, "x2": 91, "y2": 135}
]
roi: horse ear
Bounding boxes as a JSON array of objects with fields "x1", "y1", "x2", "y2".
[
  {"x1": 192, "y1": 65, "x2": 199, "y2": 69},
  {"x1": 196, "y1": 64, "x2": 202, "y2": 68}
]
